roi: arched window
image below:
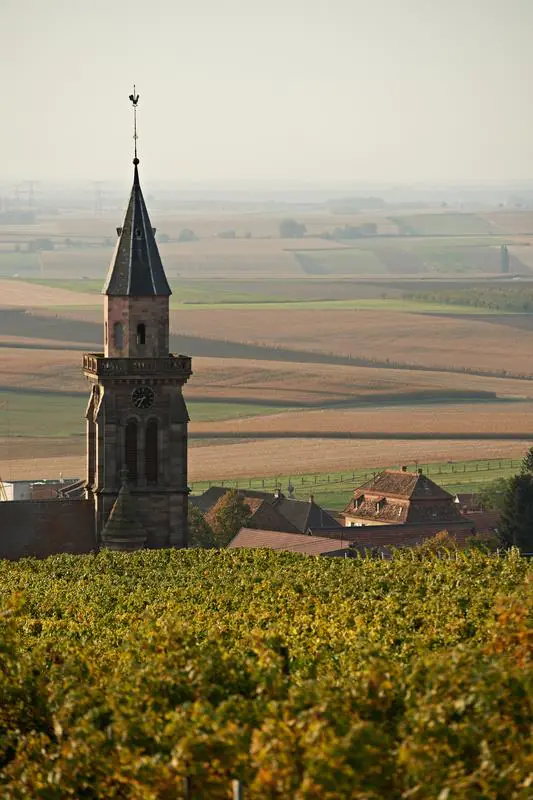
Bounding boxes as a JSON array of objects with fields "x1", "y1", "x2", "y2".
[
  {"x1": 125, "y1": 419, "x2": 138, "y2": 483},
  {"x1": 145, "y1": 418, "x2": 158, "y2": 484},
  {"x1": 136, "y1": 323, "x2": 146, "y2": 346},
  {"x1": 113, "y1": 321, "x2": 124, "y2": 350}
]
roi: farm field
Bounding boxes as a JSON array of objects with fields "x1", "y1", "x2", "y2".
[
  {"x1": 167, "y1": 307, "x2": 533, "y2": 376},
  {"x1": 0, "y1": 277, "x2": 506, "y2": 313},
  {"x1": 24, "y1": 302, "x2": 533, "y2": 379},
  {"x1": 189, "y1": 456, "x2": 524, "y2": 509},
  {"x1": 3, "y1": 205, "x2": 533, "y2": 493},
  {"x1": 0, "y1": 389, "x2": 296, "y2": 439},
  {"x1": 186, "y1": 437, "x2": 530, "y2": 486},
  {"x1": 191, "y1": 400, "x2": 533, "y2": 437}
]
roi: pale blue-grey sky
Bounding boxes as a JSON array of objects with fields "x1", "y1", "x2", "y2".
[{"x1": 1, "y1": 0, "x2": 532, "y2": 183}]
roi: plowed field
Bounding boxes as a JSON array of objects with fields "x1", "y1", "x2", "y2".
[{"x1": 169, "y1": 308, "x2": 533, "y2": 376}]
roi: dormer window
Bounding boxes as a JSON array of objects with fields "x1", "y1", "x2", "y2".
[
  {"x1": 137, "y1": 323, "x2": 146, "y2": 346},
  {"x1": 355, "y1": 495, "x2": 364, "y2": 510},
  {"x1": 376, "y1": 498, "x2": 386, "y2": 513}
]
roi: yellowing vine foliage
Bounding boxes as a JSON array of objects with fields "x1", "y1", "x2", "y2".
[{"x1": 0, "y1": 549, "x2": 531, "y2": 798}]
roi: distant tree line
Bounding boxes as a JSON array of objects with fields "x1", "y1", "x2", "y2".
[
  {"x1": 405, "y1": 287, "x2": 533, "y2": 314},
  {"x1": 321, "y1": 223, "x2": 377, "y2": 240}
]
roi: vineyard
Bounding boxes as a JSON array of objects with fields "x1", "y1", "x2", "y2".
[{"x1": 1, "y1": 549, "x2": 532, "y2": 798}]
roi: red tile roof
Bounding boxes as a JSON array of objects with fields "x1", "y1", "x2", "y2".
[
  {"x1": 228, "y1": 528, "x2": 350, "y2": 557},
  {"x1": 344, "y1": 470, "x2": 462, "y2": 525},
  {"x1": 309, "y1": 521, "x2": 476, "y2": 549},
  {"x1": 354, "y1": 470, "x2": 453, "y2": 501}
]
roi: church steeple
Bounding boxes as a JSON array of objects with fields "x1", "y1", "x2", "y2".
[
  {"x1": 103, "y1": 87, "x2": 171, "y2": 297},
  {"x1": 83, "y1": 85, "x2": 191, "y2": 554}
]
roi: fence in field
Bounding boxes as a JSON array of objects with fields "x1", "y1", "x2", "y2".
[{"x1": 189, "y1": 458, "x2": 523, "y2": 496}]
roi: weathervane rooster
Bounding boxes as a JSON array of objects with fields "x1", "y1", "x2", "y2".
[{"x1": 129, "y1": 86, "x2": 140, "y2": 161}]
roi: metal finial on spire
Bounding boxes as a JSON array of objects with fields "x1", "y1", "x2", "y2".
[{"x1": 128, "y1": 85, "x2": 140, "y2": 165}]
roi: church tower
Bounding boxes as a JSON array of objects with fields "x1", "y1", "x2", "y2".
[{"x1": 83, "y1": 88, "x2": 192, "y2": 548}]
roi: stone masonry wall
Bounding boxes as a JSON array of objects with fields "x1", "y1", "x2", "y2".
[{"x1": 0, "y1": 500, "x2": 96, "y2": 560}]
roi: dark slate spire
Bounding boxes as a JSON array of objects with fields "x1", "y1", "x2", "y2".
[
  {"x1": 101, "y1": 473, "x2": 148, "y2": 551},
  {"x1": 103, "y1": 87, "x2": 171, "y2": 297}
]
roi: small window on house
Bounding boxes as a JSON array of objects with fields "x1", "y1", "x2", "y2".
[
  {"x1": 137, "y1": 323, "x2": 146, "y2": 346},
  {"x1": 113, "y1": 321, "x2": 124, "y2": 349}
]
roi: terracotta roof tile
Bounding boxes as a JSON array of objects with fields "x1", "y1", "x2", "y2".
[{"x1": 228, "y1": 528, "x2": 350, "y2": 557}]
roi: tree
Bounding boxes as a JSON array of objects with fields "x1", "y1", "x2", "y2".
[
  {"x1": 205, "y1": 489, "x2": 252, "y2": 548},
  {"x1": 178, "y1": 228, "x2": 198, "y2": 242},
  {"x1": 188, "y1": 505, "x2": 216, "y2": 549},
  {"x1": 498, "y1": 473, "x2": 533, "y2": 551},
  {"x1": 478, "y1": 478, "x2": 510, "y2": 512},
  {"x1": 521, "y1": 446, "x2": 533, "y2": 475},
  {"x1": 279, "y1": 218, "x2": 306, "y2": 238},
  {"x1": 417, "y1": 530, "x2": 458, "y2": 555},
  {"x1": 465, "y1": 531, "x2": 501, "y2": 553}
]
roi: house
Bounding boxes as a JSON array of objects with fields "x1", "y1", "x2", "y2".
[
  {"x1": 190, "y1": 487, "x2": 342, "y2": 534},
  {"x1": 1, "y1": 479, "x2": 79, "y2": 502},
  {"x1": 228, "y1": 528, "x2": 352, "y2": 557},
  {"x1": 343, "y1": 468, "x2": 463, "y2": 527},
  {"x1": 238, "y1": 498, "x2": 300, "y2": 533},
  {"x1": 311, "y1": 521, "x2": 473, "y2": 548}
]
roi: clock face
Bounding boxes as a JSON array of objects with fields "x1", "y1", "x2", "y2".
[{"x1": 131, "y1": 386, "x2": 155, "y2": 409}]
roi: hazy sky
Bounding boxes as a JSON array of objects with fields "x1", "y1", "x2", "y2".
[{"x1": 2, "y1": 0, "x2": 532, "y2": 184}]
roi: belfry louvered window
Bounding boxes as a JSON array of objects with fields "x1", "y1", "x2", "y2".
[
  {"x1": 145, "y1": 419, "x2": 158, "y2": 484},
  {"x1": 125, "y1": 420, "x2": 138, "y2": 483}
]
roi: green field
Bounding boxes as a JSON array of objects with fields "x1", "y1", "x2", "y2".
[
  {"x1": 0, "y1": 252, "x2": 40, "y2": 276},
  {"x1": 390, "y1": 213, "x2": 494, "y2": 236},
  {"x1": 0, "y1": 391, "x2": 293, "y2": 437},
  {"x1": 189, "y1": 401, "x2": 293, "y2": 422},
  {"x1": 294, "y1": 248, "x2": 387, "y2": 275},
  {"x1": 172, "y1": 298, "x2": 498, "y2": 313},
  {"x1": 190, "y1": 457, "x2": 524, "y2": 509},
  {"x1": 0, "y1": 391, "x2": 86, "y2": 438}
]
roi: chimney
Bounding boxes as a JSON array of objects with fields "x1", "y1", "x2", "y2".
[
  {"x1": 309, "y1": 494, "x2": 315, "y2": 504},
  {"x1": 401, "y1": 465, "x2": 407, "y2": 472},
  {"x1": 418, "y1": 468, "x2": 423, "y2": 475},
  {"x1": 274, "y1": 488, "x2": 281, "y2": 500}
]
